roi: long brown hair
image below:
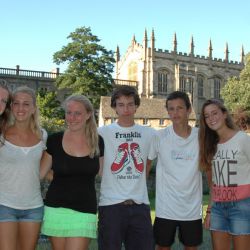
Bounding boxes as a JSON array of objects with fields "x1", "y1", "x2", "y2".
[
  {"x1": 0, "y1": 82, "x2": 11, "y2": 136},
  {"x1": 198, "y1": 99, "x2": 236, "y2": 171}
]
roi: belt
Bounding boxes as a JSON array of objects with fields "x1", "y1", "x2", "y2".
[{"x1": 121, "y1": 199, "x2": 136, "y2": 205}]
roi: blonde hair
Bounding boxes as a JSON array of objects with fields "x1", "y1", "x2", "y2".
[
  {"x1": 63, "y1": 94, "x2": 99, "y2": 158},
  {"x1": 12, "y1": 86, "x2": 42, "y2": 139}
]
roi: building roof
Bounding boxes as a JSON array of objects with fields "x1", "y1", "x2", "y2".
[{"x1": 99, "y1": 96, "x2": 196, "y2": 120}]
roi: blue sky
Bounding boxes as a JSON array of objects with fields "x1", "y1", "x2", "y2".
[{"x1": 1, "y1": 0, "x2": 249, "y2": 73}]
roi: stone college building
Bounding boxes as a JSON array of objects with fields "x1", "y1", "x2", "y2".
[{"x1": 99, "y1": 30, "x2": 245, "y2": 128}]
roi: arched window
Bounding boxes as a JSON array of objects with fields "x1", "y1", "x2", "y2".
[
  {"x1": 214, "y1": 77, "x2": 221, "y2": 99},
  {"x1": 179, "y1": 76, "x2": 185, "y2": 92},
  {"x1": 179, "y1": 76, "x2": 193, "y2": 94},
  {"x1": 186, "y1": 77, "x2": 193, "y2": 94},
  {"x1": 197, "y1": 75, "x2": 204, "y2": 97},
  {"x1": 158, "y1": 71, "x2": 168, "y2": 93}
]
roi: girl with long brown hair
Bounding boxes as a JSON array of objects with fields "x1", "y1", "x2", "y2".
[{"x1": 199, "y1": 99, "x2": 250, "y2": 250}]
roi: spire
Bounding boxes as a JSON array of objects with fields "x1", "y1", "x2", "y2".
[
  {"x1": 131, "y1": 34, "x2": 136, "y2": 46},
  {"x1": 190, "y1": 35, "x2": 194, "y2": 56},
  {"x1": 241, "y1": 45, "x2": 245, "y2": 64},
  {"x1": 173, "y1": 32, "x2": 177, "y2": 53},
  {"x1": 143, "y1": 29, "x2": 148, "y2": 48},
  {"x1": 208, "y1": 39, "x2": 213, "y2": 58},
  {"x1": 116, "y1": 45, "x2": 120, "y2": 62},
  {"x1": 151, "y1": 28, "x2": 155, "y2": 50},
  {"x1": 224, "y1": 42, "x2": 229, "y2": 62}
]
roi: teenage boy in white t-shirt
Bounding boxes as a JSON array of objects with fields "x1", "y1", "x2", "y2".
[
  {"x1": 98, "y1": 85, "x2": 155, "y2": 250},
  {"x1": 148, "y1": 91, "x2": 203, "y2": 250}
]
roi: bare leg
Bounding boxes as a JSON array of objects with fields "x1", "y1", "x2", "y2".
[
  {"x1": 233, "y1": 234, "x2": 250, "y2": 250},
  {"x1": 50, "y1": 237, "x2": 90, "y2": 250},
  {"x1": 65, "y1": 237, "x2": 90, "y2": 250},
  {"x1": 18, "y1": 222, "x2": 41, "y2": 250},
  {"x1": 50, "y1": 237, "x2": 66, "y2": 250},
  {"x1": 0, "y1": 222, "x2": 18, "y2": 250},
  {"x1": 184, "y1": 246, "x2": 198, "y2": 250},
  {"x1": 156, "y1": 246, "x2": 171, "y2": 250},
  {"x1": 211, "y1": 231, "x2": 231, "y2": 250}
]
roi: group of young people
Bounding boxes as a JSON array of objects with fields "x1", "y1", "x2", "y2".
[{"x1": 0, "y1": 82, "x2": 249, "y2": 250}]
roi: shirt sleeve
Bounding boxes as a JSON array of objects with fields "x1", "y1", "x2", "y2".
[
  {"x1": 242, "y1": 132, "x2": 250, "y2": 162},
  {"x1": 41, "y1": 128, "x2": 48, "y2": 143},
  {"x1": 148, "y1": 132, "x2": 159, "y2": 160}
]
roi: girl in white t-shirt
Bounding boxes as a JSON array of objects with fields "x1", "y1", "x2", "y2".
[
  {"x1": 0, "y1": 86, "x2": 46, "y2": 250},
  {"x1": 199, "y1": 99, "x2": 250, "y2": 250}
]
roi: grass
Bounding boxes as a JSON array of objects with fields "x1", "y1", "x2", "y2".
[{"x1": 36, "y1": 195, "x2": 212, "y2": 250}]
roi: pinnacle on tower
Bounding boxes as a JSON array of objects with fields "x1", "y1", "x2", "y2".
[
  {"x1": 208, "y1": 39, "x2": 213, "y2": 58},
  {"x1": 224, "y1": 42, "x2": 229, "y2": 62},
  {"x1": 151, "y1": 28, "x2": 155, "y2": 50},
  {"x1": 143, "y1": 29, "x2": 148, "y2": 48},
  {"x1": 172, "y1": 32, "x2": 177, "y2": 53},
  {"x1": 241, "y1": 45, "x2": 245, "y2": 64},
  {"x1": 116, "y1": 45, "x2": 120, "y2": 62},
  {"x1": 190, "y1": 35, "x2": 194, "y2": 56},
  {"x1": 131, "y1": 34, "x2": 136, "y2": 46}
]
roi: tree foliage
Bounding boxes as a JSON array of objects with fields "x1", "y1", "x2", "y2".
[
  {"x1": 53, "y1": 26, "x2": 115, "y2": 108},
  {"x1": 37, "y1": 89, "x2": 64, "y2": 119},
  {"x1": 221, "y1": 53, "x2": 250, "y2": 111},
  {"x1": 37, "y1": 90, "x2": 65, "y2": 133}
]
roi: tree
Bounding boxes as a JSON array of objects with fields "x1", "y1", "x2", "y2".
[
  {"x1": 37, "y1": 89, "x2": 64, "y2": 118},
  {"x1": 221, "y1": 53, "x2": 250, "y2": 111},
  {"x1": 53, "y1": 26, "x2": 115, "y2": 108},
  {"x1": 37, "y1": 90, "x2": 65, "y2": 133}
]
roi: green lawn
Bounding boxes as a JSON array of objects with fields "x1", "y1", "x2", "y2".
[{"x1": 36, "y1": 195, "x2": 212, "y2": 250}]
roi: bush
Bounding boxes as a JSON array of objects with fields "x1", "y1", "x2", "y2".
[{"x1": 40, "y1": 117, "x2": 65, "y2": 135}]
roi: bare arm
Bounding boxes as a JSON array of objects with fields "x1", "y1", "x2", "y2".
[
  {"x1": 98, "y1": 156, "x2": 104, "y2": 177},
  {"x1": 204, "y1": 169, "x2": 212, "y2": 229},
  {"x1": 40, "y1": 151, "x2": 52, "y2": 180},
  {"x1": 146, "y1": 159, "x2": 153, "y2": 178}
]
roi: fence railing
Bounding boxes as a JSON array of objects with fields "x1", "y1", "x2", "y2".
[
  {"x1": 0, "y1": 66, "x2": 61, "y2": 79},
  {"x1": 0, "y1": 67, "x2": 138, "y2": 88}
]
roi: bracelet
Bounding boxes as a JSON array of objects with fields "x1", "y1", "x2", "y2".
[{"x1": 206, "y1": 210, "x2": 211, "y2": 214}]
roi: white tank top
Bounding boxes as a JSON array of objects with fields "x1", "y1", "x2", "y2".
[{"x1": 0, "y1": 133, "x2": 46, "y2": 209}]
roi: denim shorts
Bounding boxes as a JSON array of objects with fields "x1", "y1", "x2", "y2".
[
  {"x1": 210, "y1": 197, "x2": 250, "y2": 235},
  {"x1": 0, "y1": 204, "x2": 44, "y2": 222}
]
